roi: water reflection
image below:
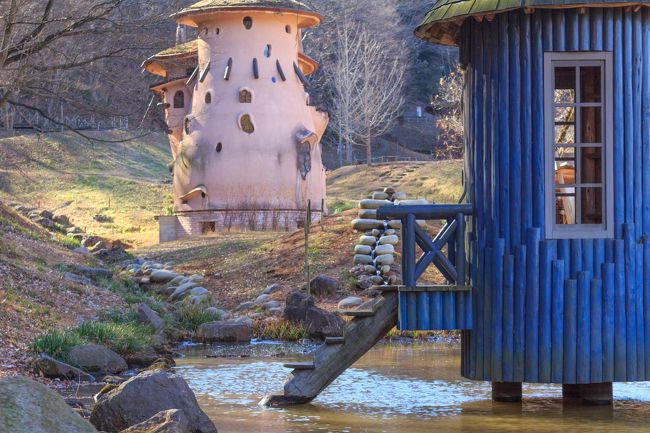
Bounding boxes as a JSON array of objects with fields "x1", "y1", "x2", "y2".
[{"x1": 176, "y1": 342, "x2": 650, "y2": 433}]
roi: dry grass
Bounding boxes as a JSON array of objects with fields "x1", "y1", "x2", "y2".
[
  {"x1": 326, "y1": 160, "x2": 463, "y2": 212},
  {"x1": 0, "y1": 130, "x2": 172, "y2": 247}
]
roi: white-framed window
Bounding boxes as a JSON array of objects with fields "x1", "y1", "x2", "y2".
[{"x1": 544, "y1": 52, "x2": 614, "y2": 239}]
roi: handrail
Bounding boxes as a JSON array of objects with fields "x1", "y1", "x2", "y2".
[
  {"x1": 376, "y1": 203, "x2": 474, "y2": 289},
  {"x1": 376, "y1": 203, "x2": 474, "y2": 220}
]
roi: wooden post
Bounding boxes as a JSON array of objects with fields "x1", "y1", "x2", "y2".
[
  {"x1": 305, "y1": 199, "x2": 311, "y2": 296},
  {"x1": 492, "y1": 382, "x2": 522, "y2": 403}
]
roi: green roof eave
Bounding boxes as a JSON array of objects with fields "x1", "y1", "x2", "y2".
[{"x1": 416, "y1": 1, "x2": 650, "y2": 45}]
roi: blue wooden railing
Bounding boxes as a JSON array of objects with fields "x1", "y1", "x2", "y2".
[
  {"x1": 377, "y1": 203, "x2": 474, "y2": 331},
  {"x1": 377, "y1": 204, "x2": 474, "y2": 288}
]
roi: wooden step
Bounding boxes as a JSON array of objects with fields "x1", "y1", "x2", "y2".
[
  {"x1": 339, "y1": 310, "x2": 375, "y2": 317},
  {"x1": 324, "y1": 336, "x2": 345, "y2": 345},
  {"x1": 283, "y1": 362, "x2": 315, "y2": 370}
]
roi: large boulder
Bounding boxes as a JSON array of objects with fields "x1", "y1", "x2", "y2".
[
  {"x1": 283, "y1": 292, "x2": 344, "y2": 339},
  {"x1": 309, "y1": 275, "x2": 339, "y2": 298},
  {"x1": 68, "y1": 344, "x2": 127, "y2": 374},
  {"x1": 90, "y1": 370, "x2": 217, "y2": 433},
  {"x1": 0, "y1": 376, "x2": 98, "y2": 433},
  {"x1": 33, "y1": 354, "x2": 95, "y2": 382},
  {"x1": 121, "y1": 409, "x2": 189, "y2": 433},
  {"x1": 196, "y1": 321, "x2": 251, "y2": 343}
]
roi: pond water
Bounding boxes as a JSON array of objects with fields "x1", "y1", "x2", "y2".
[{"x1": 175, "y1": 341, "x2": 650, "y2": 433}]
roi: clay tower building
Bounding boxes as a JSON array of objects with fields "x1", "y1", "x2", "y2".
[{"x1": 143, "y1": 0, "x2": 328, "y2": 241}]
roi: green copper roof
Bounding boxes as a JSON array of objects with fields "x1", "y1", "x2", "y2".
[
  {"x1": 153, "y1": 40, "x2": 198, "y2": 58},
  {"x1": 416, "y1": 1, "x2": 650, "y2": 45},
  {"x1": 174, "y1": 0, "x2": 317, "y2": 18}
]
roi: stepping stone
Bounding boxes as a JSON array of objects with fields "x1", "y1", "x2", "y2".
[{"x1": 283, "y1": 362, "x2": 315, "y2": 370}]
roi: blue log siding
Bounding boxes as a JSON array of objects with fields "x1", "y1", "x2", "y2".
[{"x1": 459, "y1": 7, "x2": 650, "y2": 383}]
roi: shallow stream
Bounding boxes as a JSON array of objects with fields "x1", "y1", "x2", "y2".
[{"x1": 173, "y1": 341, "x2": 650, "y2": 433}]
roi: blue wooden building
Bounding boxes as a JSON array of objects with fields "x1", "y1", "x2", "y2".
[
  {"x1": 390, "y1": 0, "x2": 650, "y2": 403},
  {"x1": 263, "y1": 1, "x2": 650, "y2": 408}
]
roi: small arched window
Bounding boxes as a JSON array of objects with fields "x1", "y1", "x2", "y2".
[
  {"x1": 216, "y1": 28, "x2": 220, "y2": 35},
  {"x1": 205, "y1": 92, "x2": 212, "y2": 104},
  {"x1": 264, "y1": 45, "x2": 272, "y2": 58},
  {"x1": 173, "y1": 91, "x2": 185, "y2": 109},
  {"x1": 243, "y1": 17, "x2": 253, "y2": 29},
  {"x1": 286, "y1": 25, "x2": 292, "y2": 34},
  {"x1": 216, "y1": 142, "x2": 223, "y2": 153},
  {"x1": 239, "y1": 89, "x2": 252, "y2": 103}
]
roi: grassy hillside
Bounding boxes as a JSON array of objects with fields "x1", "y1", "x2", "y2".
[
  {"x1": 326, "y1": 160, "x2": 463, "y2": 212},
  {"x1": 0, "y1": 131, "x2": 463, "y2": 247},
  {"x1": 0, "y1": 201, "x2": 126, "y2": 379},
  {"x1": 0, "y1": 130, "x2": 172, "y2": 246}
]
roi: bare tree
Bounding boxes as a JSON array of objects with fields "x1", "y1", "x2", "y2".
[
  {"x1": 430, "y1": 63, "x2": 464, "y2": 159},
  {"x1": 324, "y1": 19, "x2": 405, "y2": 166},
  {"x1": 0, "y1": 0, "x2": 183, "y2": 137}
]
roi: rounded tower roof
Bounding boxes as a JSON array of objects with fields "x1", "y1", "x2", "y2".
[
  {"x1": 141, "y1": 40, "x2": 198, "y2": 77},
  {"x1": 173, "y1": 0, "x2": 322, "y2": 28},
  {"x1": 416, "y1": 1, "x2": 650, "y2": 45}
]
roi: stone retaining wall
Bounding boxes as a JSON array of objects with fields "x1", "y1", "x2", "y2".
[{"x1": 158, "y1": 210, "x2": 322, "y2": 243}]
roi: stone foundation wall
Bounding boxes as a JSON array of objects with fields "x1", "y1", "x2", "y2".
[{"x1": 158, "y1": 209, "x2": 322, "y2": 243}]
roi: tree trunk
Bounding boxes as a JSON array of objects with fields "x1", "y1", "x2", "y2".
[{"x1": 366, "y1": 133, "x2": 372, "y2": 167}]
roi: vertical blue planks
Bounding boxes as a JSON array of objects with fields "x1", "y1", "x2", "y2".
[
  {"x1": 614, "y1": 9, "x2": 624, "y2": 238},
  {"x1": 531, "y1": 12, "x2": 544, "y2": 230},
  {"x1": 491, "y1": 239, "x2": 505, "y2": 381},
  {"x1": 577, "y1": 272, "x2": 591, "y2": 384},
  {"x1": 643, "y1": 8, "x2": 650, "y2": 236},
  {"x1": 539, "y1": 241, "x2": 556, "y2": 382},
  {"x1": 603, "y1": 263, "x2": 615, "y2": 383},
  {"x1": 509, "y1": 12, "x2": 522, "y2": 250},
  {"x1": 590, "y1": 278, "x2": 603, "y2": 383},
  {"x1": 520, "y1": 12, "x2": 533, "y2": 242},
  {"x1": 645, "y1": 243, "x2": 650, "y2": 379},
  {"x1": 498, "y1": 16, "x2": 510, "y2": 252},
  {"x1": 503, "y1": 255, "x2": 515, "y2": 382},
  {"x1": 525, "y1": 228, "x2": 541, "y2": 382},
  {"x1": 625, "y1": 224, "x2": 638, "y2": 380},
  {"x1": 564, "y1": 279, "x2": 578, "y2": 383},
  {"x1": 614, "y1": 239, "x2": 627, "y2": 381},
  {"x1": 417, "y1": 291, "x2": 430, "y2": 330},
  {"x1": 514, "y1": 245, "x2": 527, "y2": 381},
  {"x1": 551, "y1": 260, "x2": 565, "y2": 383}
]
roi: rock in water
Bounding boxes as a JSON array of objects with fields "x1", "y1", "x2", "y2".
[
  {"x1": 33, "y1": 354, "x2": 95, "y2": 382},
  {"x1": 120, "y1": 409, "x2": 190, "y2": 433},
  {"x1": 90, "y1": 370, "x2": 217, "y2": 433},
  {"x1": 309, "y1": 275, "x2": 339, "y2": 297},
  {"x1": 68, "y1": 344, "x2": 128, "y2": 374},
  {"x1": 196, "y1": 321, "x2": 252, "y2": 343},
  {"x1": 283, "y1": 292, "x2": 344, "y2": 339},
  {"x1": 0, "y1": 376, "x2": 98, "y2": 433},
  {"x1": 137, "y1": 304, "x2": 165, "y2": 330}
]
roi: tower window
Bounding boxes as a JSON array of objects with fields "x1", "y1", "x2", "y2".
[
  {"x1": 239, "y1": 89, "x2": 252, "y2": 103},
  {"x1": 205, "y1": 92, "x2": 212, "y2": 104},
  {"x1": 264, "y1": 44, "x2": 272, "y2": 58},
  {"x1": 173, "y1": 91, "x2": 185, "y2": 109},
  {"x1": 243, "y1": 17, "x2": 253, "y2": 29},
  {"x1": 216, "y1": 142, "x2": 222, "y2": 153},
  {"x1": 544, "y1": 52, "x2": 613, "y2": 239},
  {"x1": 286, "y1": 25, "x2": 292, "y2": 34},
  {"x1": 240, "y1": 114, "x2": 255, "y2": 134}
]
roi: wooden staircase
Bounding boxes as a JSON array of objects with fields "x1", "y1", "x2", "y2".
[{"x1": 260, "y1": 289, "x2": 399, "y2": 407}]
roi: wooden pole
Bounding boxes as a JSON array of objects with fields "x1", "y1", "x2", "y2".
[{"x1": 305, "y1": 199, "x2": 311, "y2": 296}]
